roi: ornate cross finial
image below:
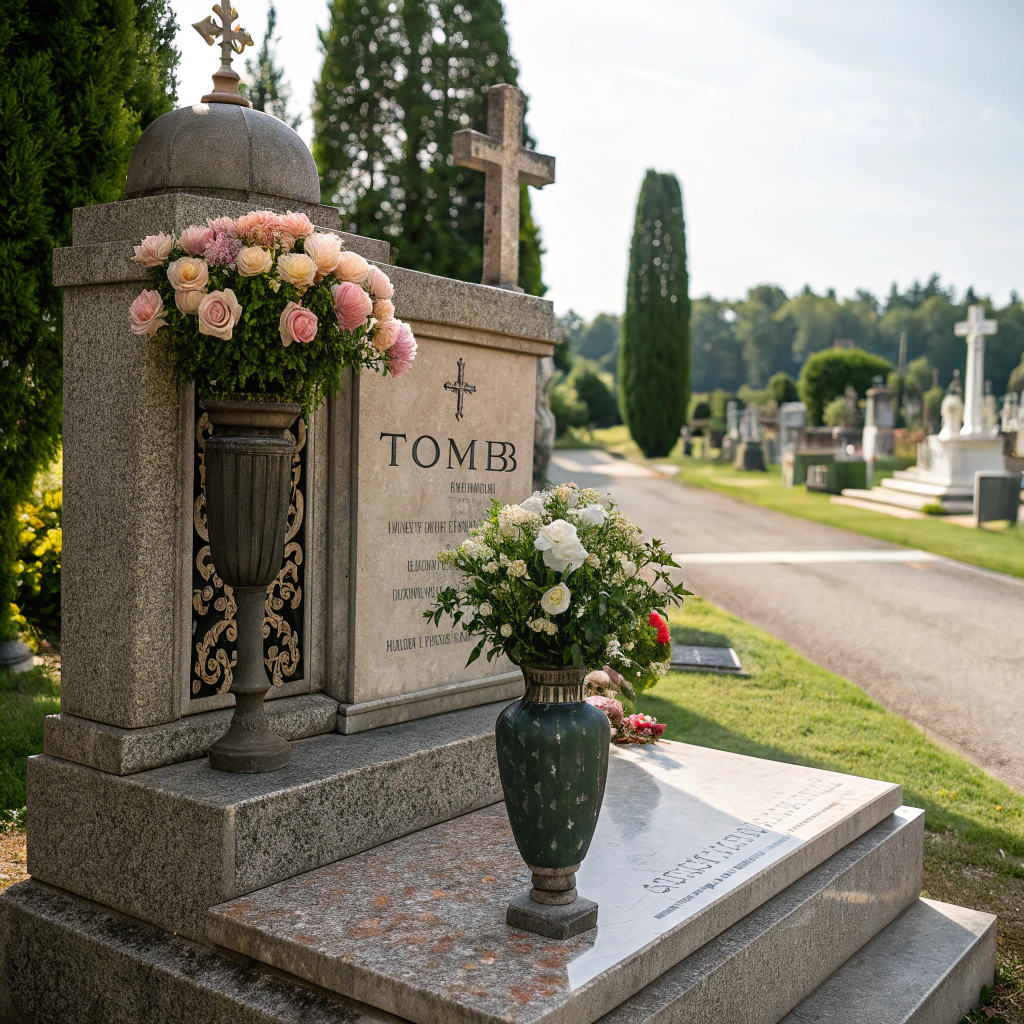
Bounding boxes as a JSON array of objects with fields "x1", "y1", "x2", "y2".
[
  {"x1": 193, "y1": 3, "x2": 255, "y2": 107},
  {"x1": 453, "y1": 85, "x2": 555, "y2": 292}
]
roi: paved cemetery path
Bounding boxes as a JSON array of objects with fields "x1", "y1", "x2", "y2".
[{"x1": 550, "y1": 450, "x2": 1024, "y2": 792}]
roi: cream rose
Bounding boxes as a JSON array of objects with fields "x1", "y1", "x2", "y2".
[
  {"x1": 236, "y1": 246, "x2": 274, "y2": 277},
  {"x1": 372, "y1": 317, "x2": 399, "y2": 352},
  {"x1": 302, "y1": 233, "x2": 343, "y2": 276},
  {"x1": 540, "y1": 583, "x2": 571, "y2": 616},
  {"x1": 276, "y1": 252, "x2": 317, "y2": 289},
  {"x1": 166, "y1": 256, "x2": 209, "y2": 292},
  {"x1": 576, "y1": 504, "x2": 608, "y2": 528},
  {"x1": 372, "y1": 298, "x2": 395, "y2": 323},
  {"x1": 334, "y1": 250, "x2": 369, "y2": 284},
  {"x1": 175, "y1": 289, "x2": 205, "y2": 314},
  {"x1": 197, "y1": 289, "x2": 242, "y2": 340},
  {"x1": 132, "y1": 233, "x2": 173, "y2": 267}
]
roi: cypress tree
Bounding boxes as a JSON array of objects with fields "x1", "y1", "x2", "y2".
[
  {"x1": 245, "y1": 3, "x2": 301, "y2": 128},
  {"x1": 0, "y1": 0, "x2": 178, "y2": 642},
  {"x1": 618, "y1": 170, "x2": 691, "y2": 457},
  {"x1": 313, "y1": 0, "x2": 546, "y2": 294}
]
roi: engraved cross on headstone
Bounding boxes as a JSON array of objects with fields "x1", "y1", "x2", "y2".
[
  {"x1": 193, "y1": 3, "x2": 255, "y2": 107},
  {"x1": 444, "y1": 359, "x2": 476, "y2": 421},
  {"x1": 954, "y1": 304, "x2": 998, "y2": 437},
  {"x1": 453, "y1": 84, "x2": 555, "y2": 292}
]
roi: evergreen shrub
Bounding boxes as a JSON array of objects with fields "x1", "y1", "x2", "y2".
[
  {"x1": 618, "y1": 171, "x2": 691, "y2": 456},
  {"x1": 798, "y1": 348, "x2": 892, "y2": 426}
]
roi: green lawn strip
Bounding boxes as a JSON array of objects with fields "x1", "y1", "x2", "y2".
[
  {"x1": 572, "y1": 426, "x2": 1024, "y2": 581},
  {"x1": 0, "y1": 666, "x2": 59, "y2": 813},
  {"x1": 641, "y1": 597, "x2": 1024, "y2": 1022}
]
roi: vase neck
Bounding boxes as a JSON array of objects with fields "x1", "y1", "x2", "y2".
[{"x1": 521, "y1": 665, "x2": 586, "y2": 703}]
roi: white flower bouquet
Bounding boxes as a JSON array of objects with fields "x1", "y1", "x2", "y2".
[{"x1": 427, "y1": 482, "x2": 690, "y2": 684}]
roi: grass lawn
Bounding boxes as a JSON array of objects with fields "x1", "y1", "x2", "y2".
[
  {"x1": 0, "y1": 665, "x2": 58, "y2": 814},
  {"x1": 567, "y1": 425, "x2": 1024, "y2": 581},
  {"x1": 641, "y1": 596, "x2": 1024, "y2": 1022}
]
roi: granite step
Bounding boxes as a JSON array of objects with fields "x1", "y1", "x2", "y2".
[
  {"x1": 26, "y1": 700, "x2": 512, "y2": 942},
  {"x1": 781, "y1": 897, "x2": 996, "y2": 1024},
  {"x1": 209, "y1": 741, "x2": 904, "y2": 1024},
  {"x1": 594, "y1": 807, "x2": 923, "y2": 1024}
]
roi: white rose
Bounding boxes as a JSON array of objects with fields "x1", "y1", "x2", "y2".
[
  {"x1": 534, "y1": 520, "x2": 588, "y2": 576},
  {"x1": 500, "y1": 623, "x2": 513, "y2": 637},
  {"x1": 519, "y1": 492, "x2": 545, "y2": 515},
  {"x1": 479, "y1": 602, "x2": 493, "y2": 616},
  {"x1": 617, "y1": 554, "x2": 638, "y2": 578},
  {"x1": 540, "y1": 582, "x2": 571, "y2": 616},
  {"x1": 576, "y1": 504, "x2": 608, "y2": 528}
]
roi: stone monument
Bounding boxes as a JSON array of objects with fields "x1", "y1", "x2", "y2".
[
  {"x1": 0, "y1": 17, "x2": 996, "y2": 1024},
  {"x1": 734, "y1": 403, "x2": 766, "y2": 471},
  {"x1": 862, "y1": 378, "x2": 896, "y2": 478},
  {"x1": 843, "y1": 306, "x2": 1006, "y2": 514}
]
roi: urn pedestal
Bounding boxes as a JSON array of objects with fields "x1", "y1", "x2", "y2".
[
  {"x1": 202, "y1": 400, "x2": 300, "y2": 774},
  {"x1": 495, "y1": 665, "x2": 610, "y2": 938}
]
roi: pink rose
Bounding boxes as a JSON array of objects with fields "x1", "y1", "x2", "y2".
[
  {"x1": 236, "y1": 210, "x2": 281, "y2": 248},
  {"x1": 366, "y1": 265, "x2": 394, "y2": 299},
  {"x1": 175, "y1": 289, "x2": 205, "y2": 314},
  {"x1": 334, "y1": 250, "x2": 369, "y2": 284},
  {"x1": 278, "y1": 211, "x2": 315, "y2": 250},
  {"x1": 371, "y1": 316, "x2": 399, "y2": 352},
  {"x1": 387, "y1": 321, "x2": 417, "y2": 377},
  {"x1": 128, "y1": 289, "x2": 167, "y2": 335},
  {"x1": 179, "y1": 225, "x2": 215, "y2": 256},
  {"x1": 166, "y1": 256, "x2": 209, "y2": 292},
  {"x1": 586, "y1": 695, "x2": 624, "y2": 727},
  {"x1": 197, "y1": 289, "x2": 242, "y2": 340},
  {"x1": 278, "y1": 301, "x2": 318, "y2": 347},
  {"x1": 302, "y1": 232, "x2": 343, "y2": 276},
  {"x1": 132, "y1": 233, "x2": 173, "y2": 267},
  {"x1": 372, "y1": 298, "x2": 395, "y2": 323},
  {"x1": 333, "y1": 280, "x2": 373, "y2": 330}
]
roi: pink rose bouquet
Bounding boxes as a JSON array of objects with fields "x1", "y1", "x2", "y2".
[{"x1": 127, "y1": 210, "x2": 415, "y2": 413}]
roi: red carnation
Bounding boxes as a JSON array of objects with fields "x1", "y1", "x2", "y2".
[{"x1": 649, "y1": 611, "x2": 671, "y2": 646}]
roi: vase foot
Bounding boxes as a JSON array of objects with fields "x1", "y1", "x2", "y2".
[
  {"x1": 506, "y1": 892, "x2": 598, "y2": 939},
  {"x1": 208, "y1": 728, "x2": 291, "y2": 774},
  {"x1": 528, "y1": 863, "x2": 579, "y2": 905}
]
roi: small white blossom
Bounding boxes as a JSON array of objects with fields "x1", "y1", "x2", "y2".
[
  {"x1": 519, "y1": 492, "x2": 546, "y2": 515},
  {"x1": 576, "y1": 504, "x2": 608, "y2": 528},
  {"x1": 586, "y1": 553, "x2": 600, "y2": 568},
  {"x1": 507, "y1": 559, "x2": 528, "y2": 578},
  {"x1": 500, "y1": 623, "x2": 513, "y2": 637},
  {"x1": 528, "y1": 618, "x2": 547, "y2": 632},
  {"x1": 483, "y1": 561, "x2": 499, "y2": 573},
  {"x1": 479, "y1": 602, "x2": 493, "y2": 616},
  {"x1": 544, "y1": 620, "x2": 558, "y2": 635}
]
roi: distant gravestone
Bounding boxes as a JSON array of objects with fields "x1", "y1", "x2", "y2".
[{"x1": 670, "y1": 645, "x2": 744, "y2": 674}]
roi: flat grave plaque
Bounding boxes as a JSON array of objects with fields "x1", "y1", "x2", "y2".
[
  {"x1": 210, "y1": 741, "x2": 902, "y2": 1024},
  {"x1": 670, "y1": 644, "x2": 744, "y2": 673}
]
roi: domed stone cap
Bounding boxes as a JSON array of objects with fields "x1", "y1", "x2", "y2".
[{"x1": 126, "y1": 102, "x2": 320, "y2": 205}]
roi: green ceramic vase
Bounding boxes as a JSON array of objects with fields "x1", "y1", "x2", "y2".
[{"x1": 495, "y1": 665, "x2": 610, "y2": 905}]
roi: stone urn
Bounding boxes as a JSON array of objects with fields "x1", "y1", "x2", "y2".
[
  {"x1": 495, "y1": 665, "x2": 610, "y2": 938},
  {"x1": 201, "y1": 399, "x2": 299, "y2": 773}
]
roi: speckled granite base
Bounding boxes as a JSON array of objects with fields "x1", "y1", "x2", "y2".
[
  {"x1": 507, "y1": 893, "x2": 598, "y2": 940},
  {"x1": 209, "y1": 740, "x2": 903, "y2": 1024}
]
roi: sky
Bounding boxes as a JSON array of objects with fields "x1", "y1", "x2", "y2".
[{"x1": 172, "y1": 0, "x2": 1024, "y2": 318}]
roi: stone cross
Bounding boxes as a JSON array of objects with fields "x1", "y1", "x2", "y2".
[
  {"x1": 444, "y1": 358, "x2": 477, "y2": 421},
  {"x1": 193, "y1": 3, "x2": 255, "y2": 107},
  {"x1": 453, "y1": 85, "x2": 555, "y2": 292},
  {"x1": 954, "y1": 305, "x2": 998, "y2": 437}
]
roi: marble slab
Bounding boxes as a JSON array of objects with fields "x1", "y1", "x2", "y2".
[
  {"x1": 210, "y1": 741, "x2": 902, "y2": 1024},
  {"x1": 669, "y1": 645, "x2": 743, "y2": 673}
]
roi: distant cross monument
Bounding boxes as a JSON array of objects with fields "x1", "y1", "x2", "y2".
[
  {"x1": 954, "y1": 305, "x2": 998, "y2": 437},
  {"x1": 453, "y1": 85, "x2": 555, "y2": 292},
  {"x1": 193, "y1": 3, "x2": 255, "y2": 106},
  {"x1": 444, "y1": 358, "x2": 477, "y2": 421}
]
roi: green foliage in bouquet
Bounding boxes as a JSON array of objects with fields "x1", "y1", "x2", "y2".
[{"x1": 427, "y1": 483, "x2": 690, "y2": 677}]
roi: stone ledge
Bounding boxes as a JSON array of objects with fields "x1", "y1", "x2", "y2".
[
  {"x1": 336, "y1": 672, "x2": 522, "y2": 734},
  {"x1": 27, "y1": 701, "x2": 508, "y2": 942},
  {"x1": 70, "y1": 193, "x2": 390, "y2": 260},
  {"x1": 43, "y1": 693, "x2": 340, "y2": 775},
  {"x1": 0, "y1": 880, "x2": 391, "y2": 1024}
]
